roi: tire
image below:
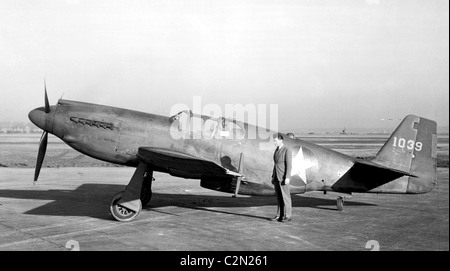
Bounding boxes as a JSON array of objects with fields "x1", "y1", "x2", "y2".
[{"x1": 110, "y1": 191, "x2": 142, "y2": 222}]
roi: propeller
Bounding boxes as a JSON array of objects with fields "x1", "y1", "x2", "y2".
[
  {"x1": 44, "y1": 80, "x2": 50, "y2": 113},
  {"x1": 34, "y1": 130, "x2": 48, "y2": 184},
  {"x1": 33, "y1": 82, "x2": 50, "y2": 184}
]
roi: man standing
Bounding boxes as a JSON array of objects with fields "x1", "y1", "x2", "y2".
[{"x1": 271, "y1": 133, "x2": 293, "y2": 222}]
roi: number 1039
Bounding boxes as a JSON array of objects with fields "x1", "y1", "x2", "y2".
[{"x1": 393, "y1": 137, "x2": 423, "y2": 151}]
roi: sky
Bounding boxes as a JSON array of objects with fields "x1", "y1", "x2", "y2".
[{"x1": 0, "y1": 0, "x2": 448, "y2": 132}]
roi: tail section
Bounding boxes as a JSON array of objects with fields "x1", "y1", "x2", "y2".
[{"x1": 373, "y1": 115, "x2": 437, "y2": 193}]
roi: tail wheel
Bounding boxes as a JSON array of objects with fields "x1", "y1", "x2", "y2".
[
  {"x1": 110, "y1": 191, "x2": 142, "y2": 222},
  {"x1": 337, "y1": 196, "x2": 344, "y2": 211}
]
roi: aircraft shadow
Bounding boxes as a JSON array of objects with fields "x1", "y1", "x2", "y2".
[{"x1": 0, "y1": 183, "x2": 376, "y2": 221}]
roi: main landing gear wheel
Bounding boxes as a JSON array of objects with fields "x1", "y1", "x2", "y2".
[
  {"x1": 337, "y1": 196, "x2": 345, "y2": 211},
  {"x1": 110, "y1": 191, "x2": 142, "y2": 222}
]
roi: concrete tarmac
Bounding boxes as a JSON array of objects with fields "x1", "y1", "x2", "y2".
[{"x1": 0, "y1": 167, "x2": 448, "y2": 251}]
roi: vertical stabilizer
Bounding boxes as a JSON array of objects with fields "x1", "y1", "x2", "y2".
[{"x1": 373, "y1": 115, "x2": 437, "y2": 193}]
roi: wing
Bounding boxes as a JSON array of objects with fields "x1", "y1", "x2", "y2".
[{"x1": 137, "y1": 147, "x2": 241, "y2": 179}]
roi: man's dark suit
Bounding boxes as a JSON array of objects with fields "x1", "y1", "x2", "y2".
[{"x1": 272, "y1": 144, "x2": 292, "y2": 220}]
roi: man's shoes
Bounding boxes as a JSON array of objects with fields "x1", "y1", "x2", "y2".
[{"x1": 270, "y1": 216, "x2": 292, "y2": 222}]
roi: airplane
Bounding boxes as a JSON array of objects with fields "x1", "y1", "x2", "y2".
[{"x1": 28, "y1": 87, "x2": 437, "y2": 222}]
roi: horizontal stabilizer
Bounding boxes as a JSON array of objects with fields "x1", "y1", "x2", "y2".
[{"x1": 355, "y1": 160, "x2": 418, "y2": 178}]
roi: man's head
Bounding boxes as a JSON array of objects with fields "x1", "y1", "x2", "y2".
[{"x1": 273, "y1": 133, "x2": 284, "y2": 147}]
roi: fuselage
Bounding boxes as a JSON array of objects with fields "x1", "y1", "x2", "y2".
[{"x1": 29, "y1": 99, "x2": 433, "y2": 196}]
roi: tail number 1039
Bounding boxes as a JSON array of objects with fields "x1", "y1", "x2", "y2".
[{"x1": 393, "y1": 137, "x2": 423, "y2": 151}]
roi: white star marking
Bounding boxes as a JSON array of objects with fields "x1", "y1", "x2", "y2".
[{"x1": 291, "y1": 147, "x2": 318, "y2": 184}]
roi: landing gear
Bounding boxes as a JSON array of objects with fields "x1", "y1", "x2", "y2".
[
  {"x1": 110, "y1": 191, "x2": 142, "y2": 222},
  {"x1": 140, "y1": 172, "x2": 154, "y2": 207},
  {"x1": 337, "y1": 196, "x2": 345, "y2": 211},
  {"x1": 109, "y1": 162, "x2": 153, "y2": 222}
]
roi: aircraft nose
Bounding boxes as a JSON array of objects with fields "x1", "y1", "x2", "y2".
[{"x1": 28, "y1": 107, "x2": 54, "y2": 132}]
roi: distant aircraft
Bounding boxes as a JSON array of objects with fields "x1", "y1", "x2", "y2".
[{"x1": 29, "y1": 88, "x2": 437, "y2": 222}]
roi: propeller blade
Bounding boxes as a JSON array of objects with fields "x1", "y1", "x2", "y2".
[
  {"x1": 44, "y1": 81, "x2": 50, "y2": 113},
  {"x1": 34, "y1": 131, "x2": 48, "y2": 183}
]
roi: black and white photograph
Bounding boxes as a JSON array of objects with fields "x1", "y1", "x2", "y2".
[{"x1": 0, "y1": 0, "x2": 448, "y2": 254}]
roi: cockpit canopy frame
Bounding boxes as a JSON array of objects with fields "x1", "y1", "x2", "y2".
[{"x1": 169, "y1": 110, "x2": 246, "y2": 140}]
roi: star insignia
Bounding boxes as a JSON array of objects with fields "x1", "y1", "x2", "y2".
[{"x1": 291, "y1": 147, "x2": 318, "y2": 184}]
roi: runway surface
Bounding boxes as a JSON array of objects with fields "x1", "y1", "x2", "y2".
[{"x1": 0, "y1": 167, "x2": 448, "y2": 251}]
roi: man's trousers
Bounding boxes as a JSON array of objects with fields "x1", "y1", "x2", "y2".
[{"x1": 273, "y1": 178, "x2": 292, "y2": 218}]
